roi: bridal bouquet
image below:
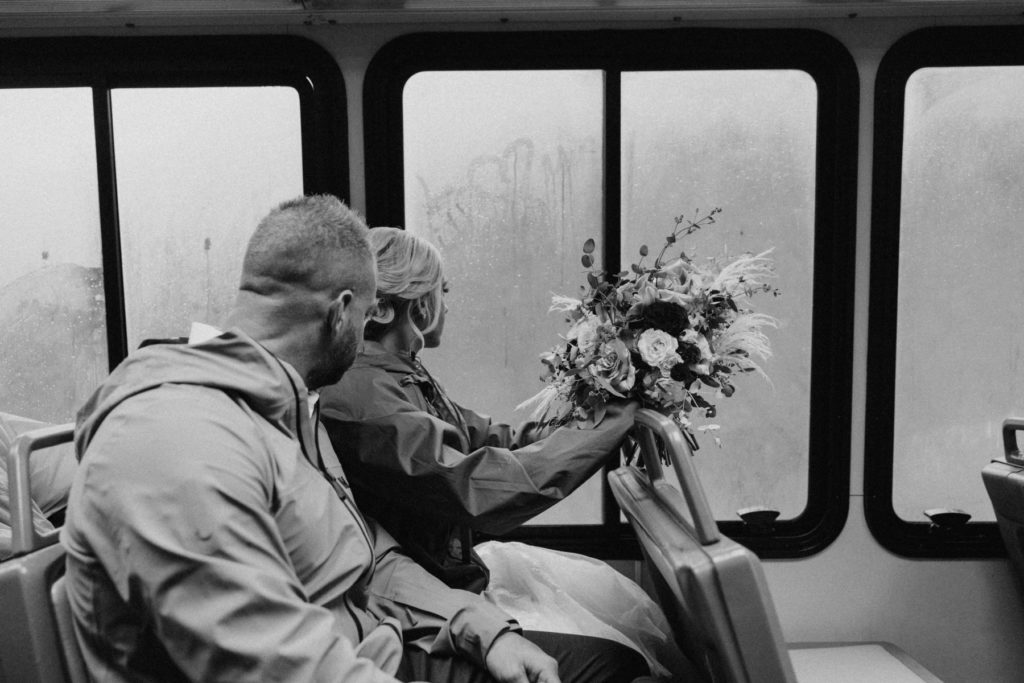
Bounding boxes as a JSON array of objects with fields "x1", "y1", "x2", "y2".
[{"x1": 520, "y1": 209, "x2": 779, "y2": 449}]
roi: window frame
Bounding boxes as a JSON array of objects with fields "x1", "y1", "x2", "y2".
[
  {"x1": 364, "y1": 28, "x2": 859, "y2": 559},
  {"x1": 0, "y1": 35, "x2": 348, "y2": 370},
  {"x1": 865, "y1": 26, "x2": 1024, "y2": 559}
]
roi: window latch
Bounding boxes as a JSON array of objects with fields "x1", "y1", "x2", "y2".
[
  {"x1": 923, "y1": 508, "x2": 971, "y2": 530},
  {"x1": 737, "y1": 506, "x2": 780, "y2": 535}
]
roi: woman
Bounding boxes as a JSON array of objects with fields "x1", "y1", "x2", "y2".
[
  {"x1": 320, "y1": 228, "x2": 685, "y2": 680},
  {"x1": 320, "y1": 227, "x2": 637, "y2": 590}
]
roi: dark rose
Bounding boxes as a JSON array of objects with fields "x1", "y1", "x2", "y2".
[
  {"x1": 639, "y1": 300, "x2": 689, "y2": 337},
  {"x1": 669, "y1": 363, "x2": 690, "y2": 382},
  {"x1": 677, "y1": 341, "x2": 702, "y2": 365}
]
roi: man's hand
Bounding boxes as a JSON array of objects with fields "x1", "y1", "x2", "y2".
[{"x1": 484, "y1": 631, "x2": 561, "y2": 683}]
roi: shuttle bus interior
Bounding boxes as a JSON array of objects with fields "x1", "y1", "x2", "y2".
[{"x1": 2, "y1": 1, "x2": 1024, "y2": 680}]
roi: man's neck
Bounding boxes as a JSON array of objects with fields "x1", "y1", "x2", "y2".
[{"x1": 225, "y1": 304, "x2": 318, "y2": 388}]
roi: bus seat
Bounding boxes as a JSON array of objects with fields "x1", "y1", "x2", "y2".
[
  {"x1": 0, "y1": 423, "x2": 74, "y2": 683},
  {"x1": 0, "y1": 413, "x2": 77, "y2": 560},
  {"x1": 609, "y1": 409, "x2": 943, "y2": 683},
  {"x1": 51, "y1": 576, "x2": 88, "y2": 683},
  {"x1": 981, "y1": 417, "x2": 1024, "y2": 597}
]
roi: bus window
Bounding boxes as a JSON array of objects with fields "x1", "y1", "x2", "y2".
[
  {"x1": 621, "y1": 69, "x2": 816, "y2": 521},
  {"x1": 365, "y1": 29, "x2": 856, "y2": 558},
  {"x1": 866, "y1": 27, "x2": 1024, "y2": 557},
  {"x1": 893, "y1": 66, "x2": 1024, "y2": 525},
  {"x1": 0, "y1": 35, "x2": 347, "y2": 382},
  {"x1": 111, "y1": 87, "x2": 304, "y2": 348},
  {"x1": 403, "y1": 70, "x2": 605, "y2": 525},
  {"x1": 0, "y1": 88, "x2": 106, "y2": 424}
]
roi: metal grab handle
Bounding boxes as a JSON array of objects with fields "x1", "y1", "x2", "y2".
[
  {"x1": 632, "y1": 409, "x2": 720, "y2": 545},
  {"x1": 8, "y1": 424, "x2": 74, "y2": 556},
  {"x1": 1003, "y1": 418, "x2": 1024, "y2": 466}
]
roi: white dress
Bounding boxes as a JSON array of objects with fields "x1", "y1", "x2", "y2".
[{"x1": 477, "y1": 540, "x2": 693, "y2": 681}]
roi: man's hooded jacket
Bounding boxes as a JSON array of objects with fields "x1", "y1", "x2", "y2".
[{"x1": 62, "y1": 330, "x2": 516, "y2": 682}]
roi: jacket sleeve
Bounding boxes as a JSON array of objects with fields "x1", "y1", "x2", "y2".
[
  {"x1": 63, "y1": 388, "x2": 402, "y2": 683},
  {"x1": 365, "y1": 520, "x2": 519, "y2": 669},
  {"x1": 321, "y1": 370, "x2": 638, "y2": 534},
  {"x1": 455, "y1": 402, "x2": 554, "y2": 452}
]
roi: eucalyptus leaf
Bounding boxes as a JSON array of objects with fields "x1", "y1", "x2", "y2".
[{"x1": 591, "y1": 373, "x2": 626, "y2": 398}]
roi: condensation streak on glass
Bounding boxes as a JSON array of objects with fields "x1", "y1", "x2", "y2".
[
  {"x1": 621, "y1": 70, "x2": 817, "y2": 520},
  {"x1": 894, "y1": 67, "x2": 1024, "y2": 523},
  {"x1": 111, "y1": 87, "x2": 303, "y2": 349},
  {"x1": 403, "y1": 70, "x2": 604, "y2": 525},
  {"x1": 0, "y1": 88, "x2": 106, "y2": 424}
]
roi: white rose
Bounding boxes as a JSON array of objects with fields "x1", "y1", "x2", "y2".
[
  {"x1": 637, "y1": 328, "x2": 678, "y2": 367},
  {"x1": 569, "y1": 316, "x2": 601, "y2": 353}
]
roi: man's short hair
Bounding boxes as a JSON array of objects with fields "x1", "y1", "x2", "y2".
[{"x1": 241, "y1": 195, "x2": 372, "y2": 297}]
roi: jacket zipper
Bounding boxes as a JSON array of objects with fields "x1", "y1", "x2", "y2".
[{"x1": 273, "y1": 355, "x2": 376, "y2": 574}]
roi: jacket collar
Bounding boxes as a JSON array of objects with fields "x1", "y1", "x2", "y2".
[{"x1": 352, "y1": 340, "x2": 421, "y2": 376}]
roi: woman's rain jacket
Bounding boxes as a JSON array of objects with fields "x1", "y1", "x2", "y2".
[{"x1": 319, "y1": 341, "x2": 637, "y2": 593}]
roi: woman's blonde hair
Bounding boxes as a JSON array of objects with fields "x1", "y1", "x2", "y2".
[{"x1": 365, "y1": 227, "x2": 445, "y2": 348}]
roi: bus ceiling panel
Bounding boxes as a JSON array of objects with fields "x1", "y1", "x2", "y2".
[{"x1": 1, "y1": 0, "x2": 1023, "y2": 26}]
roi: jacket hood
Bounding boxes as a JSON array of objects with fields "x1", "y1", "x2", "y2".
[{"x1": 75, "y1": 329, "x2": 314, "y2": 461}]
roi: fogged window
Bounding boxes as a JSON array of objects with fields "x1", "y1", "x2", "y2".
[
  {"x1": 403, "y1": 71, "x2": 605, "y2": 524},
  {"x1": 404, "y1": 69, "x2": 817, "y2": 524},
  {"x1": 112, "y1": 87, "x2": 304, "y2": 347},
  {"x1": 893, "y1": 66, "x2": 1024, "y2": 523},
  {"x1": 0, "y1": 88, "x2": 107, "y2": 423},
  {"x1": 622, "y1": 70, "x2": 816, "y2": 520}
]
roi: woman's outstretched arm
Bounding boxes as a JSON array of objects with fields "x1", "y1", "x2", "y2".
[{"x1": 320, "y1": 367, "x2": 637, "y2": 535}]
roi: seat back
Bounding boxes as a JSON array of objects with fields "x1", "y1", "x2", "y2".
[
  {"x1": 7, "y1": 425, "x2": 71, "y2": 557},
  {"x1": 609, "y1": 409, "x2": 795, "y2": 683},
  {"x1": 51, "y1": 577, "x2": 88, "y2": 683},
  {"x1": 0, "y1": 424, "x2": 76, "y2": 683},
  {"x1": 982, "y1": 417, "x2": 1024, "y2": 597}
]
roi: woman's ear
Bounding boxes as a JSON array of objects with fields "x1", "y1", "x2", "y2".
[
  {"x1": 416, "y1": 297, "x2": 431, "y2": 319},
  {"x1": 409, "y1": 295, "x2": 433, "y2": 327}
]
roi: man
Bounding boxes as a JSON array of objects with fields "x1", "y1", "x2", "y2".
[{"x1": 61, "y1": 195, "x2": 647, "y2": 682}]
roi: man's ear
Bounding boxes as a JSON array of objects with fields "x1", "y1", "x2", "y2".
[{"x1": 326, "y1": 289, "x2": 355, "y2": 333}]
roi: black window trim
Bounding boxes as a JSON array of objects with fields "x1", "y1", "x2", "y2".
[
  {"x1": 865, "y1": 26, "x2": 1024, "y2": 559},
  {"x1": 364, "y1": 28, "x2": 859, "y2": 560},
  {"x1": 0, "y1": 35, "x2": 348, "y2": 369}
]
